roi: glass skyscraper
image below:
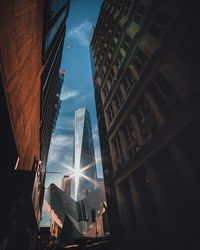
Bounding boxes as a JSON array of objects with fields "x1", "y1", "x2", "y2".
[{"x1": 72, "y1": 107, "x2": 97, "y2": 200}]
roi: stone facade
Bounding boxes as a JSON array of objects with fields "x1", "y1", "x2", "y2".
[{"x1": 90, "y1": 0, "x2": 200, "y2": 249}]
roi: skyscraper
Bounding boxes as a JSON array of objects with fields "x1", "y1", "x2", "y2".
[
  {"x1": 72, "y1": 107, "x2": 97, "y2": 200},
  {"x1": 90, "y1": 0, "x2": 200, "y2": 249},
  {"x1": 0, "y1": 0, "x2": 70, "y2": 249}
]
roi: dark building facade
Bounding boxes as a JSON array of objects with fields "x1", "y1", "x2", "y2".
[
  {"x1": 52, "y1": 71, "x2": 65, "y2": 133},
  {"x1": 90, "y1": 0, "x2": 200, "y2": 249},
  {"x1": 40, "y1": 0, "x2": 69, "y2": 188},
  {"x1": 0, "y1": 0, "x2": 69, "y2": 249}
]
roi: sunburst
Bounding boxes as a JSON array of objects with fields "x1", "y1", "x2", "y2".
[{"x1": 64, "y1": 161, "x2": 95, "y2": 200}]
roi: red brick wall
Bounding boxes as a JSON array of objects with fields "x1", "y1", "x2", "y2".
[{"x1": 0, "y1": 0, "x2": 44, "y2": 170}]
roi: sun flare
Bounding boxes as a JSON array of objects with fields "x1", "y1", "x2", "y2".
[{"x1": 64, "y1": 162, "x2": 95, "y2": 200}]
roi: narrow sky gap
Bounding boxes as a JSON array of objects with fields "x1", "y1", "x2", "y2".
[{"x1": 40, "y1": 0, "x2": 103, "y2": 227}]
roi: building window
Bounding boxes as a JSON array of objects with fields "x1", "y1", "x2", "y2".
[
  {"x1": 114, "y1": 87, "x2": 124, "y2": 109},
  {"x1": 154, "y1": 73, "x2": 176, "y2": 100},
  {"x1": 121, "y1": 34, "x2": 132, "y2": 52},
  {"x1": 107, "y1": 104, "x2": 115, "y2": 123},
  {"x1": 112, "y1": 134, "x2": 122, "y2": 159},
  {"x1": 138, "y1": 98, "x2": 155, "y2": 142},
  {"x1": 102, "y1": 81, "x2": 110, "y2": 99},
  {"x1": 113, "y1": 37, "x2": 118, "y2": 45},
  {"x1": 116, "y1": 52, "x2": 124, "y2": 69},
  {"x1": 148, "y1": 11, "x2": 170, "y2": 39},
  {"x1": 111, "y1": 40, "x2": 116, "y2": 52},
  {"x1": 104, "y1": 56, "x2": 109, "y2": 68},
  {"x1": 132, "y1": 48, "x2": 148, "y2": 75},
  {"x1": 50, "y1": 0, "x2": 69, "y2": 20},
  {"x1": 108, "y1": 74, "x2": 114, "y2": 86},
  {"x1": 118, "y1": 0, "x2": 124, "y2": 10},
  {"x1": 45, "y1": 8, "x2": 67, "y2": 53},
  {"x1": 140, "y1": 97, "x2": 156, "y2": 132},
  {"x1": 124, "y1": 0, "x2": 133, "y2": 16},
  {"x1": 111, "y1": 66, "x2": 117, "y2": 80},
  {"x1": 123, "y1": 68, "x2": 135, "y2": 93},
  {"x1": 123, "y1": 118, "x2": 136, "y2": 146},
  {"x1": 150, "y1": 72, "x2": 181, "y2": 119},
  {"x1": 115, "y1": 27, "x2": 122, "y2": 41}
]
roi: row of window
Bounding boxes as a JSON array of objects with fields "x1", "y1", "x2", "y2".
[
  {"x1": 98, "y1": 31, "x2": 132, "y2": 94},
  {"x1": 95, "y1": 0, "x2": 149, "y2": 74},
  {"x1": 45, "y1": 7, "x2": 67, "y2": 54},
  {"x1": 100, "y1": 8, "x2": 197, "y2": 112},
  {"x1": 94, "y1": 0, "x2": 139, "y2": 72},
  {"x1": 50, "y1": 0, "x2": 68, "y2": 20},
  {"x1": 102, "y1": 46, "x2": 148, "y2": 107},
  {"x1": 93, "y1": 1, "x2": 112, "y2": 55},
  {"x1": 94, "y1": 0, "x2": 176, "y2": 74},
  {"x1": 111, "y1": 72, "x2": 182, "y2": 168},
  {"x1": 95, "y1": 21, "x2": 120, "y2": 72},
  {"x1": 97, "y1": 3, "x2": 176, "y2": 83}
]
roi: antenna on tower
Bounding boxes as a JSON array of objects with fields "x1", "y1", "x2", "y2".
[{"x1": 81, "y1": 96, "x2": 86, "y2": 108}]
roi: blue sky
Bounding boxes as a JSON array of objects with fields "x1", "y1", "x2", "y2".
[{"x1": 40, "y1": 0, "x2": 103, "y2": 226}]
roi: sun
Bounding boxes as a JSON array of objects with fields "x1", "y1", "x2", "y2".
[{"x1": 64, "y1": 162, "x2": 96, "y2": 200}]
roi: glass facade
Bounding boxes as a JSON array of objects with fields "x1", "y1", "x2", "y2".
[
  {"x1": 50, "y1": 0, "x2": 69, "y2": 20},
  {"x1": 73, "y1": 107, "x2": 97, "y2": 200},
  {"x1": 45, "y1": 8, "x2": 68, "y2": 53}
]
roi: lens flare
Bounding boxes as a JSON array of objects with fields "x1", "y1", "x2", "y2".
[{"x1": 64, "y1": 161, "x2": 95, "y2": 200}]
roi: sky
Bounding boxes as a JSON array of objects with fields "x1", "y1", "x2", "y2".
[{"x1": 40, "y1": 0, "x2": 103, "y2": 227}]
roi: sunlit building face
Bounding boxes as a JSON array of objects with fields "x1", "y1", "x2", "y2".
[{"x1": 72, "y1": 107, "x2": 97, "y2": 200}]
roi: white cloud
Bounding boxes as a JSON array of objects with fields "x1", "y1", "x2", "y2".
[
  {"x1": 92, "y1": 124, "x2": 99, "y2": 142},
  {"x1": 55, "y1": 119, "x2": 74, "y2": 130},
  {"x1": 47, "y1": 134, "x2": 73, "y2": 163},
  {"x1": 67, "y1": 20, "x2": 93, "y2": 47},
  {"x1": 60, "y1": 89, "x2": 79, "y2": 101},
  {"x1": 51, "y1": 134, "x2": 72, "y2": 147}
]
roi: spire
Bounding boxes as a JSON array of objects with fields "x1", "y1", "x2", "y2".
[{"x1": 80, "y1": 96, "x2": 86, "y2": 109}]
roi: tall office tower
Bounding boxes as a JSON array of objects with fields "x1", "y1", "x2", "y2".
[
  {"x1": 72, "y1": 107, "x2": 97, "y2": 200},
  {"x1": 90, "y1": 0, "x2": 200, "y2": 249},
  {"x1": 0, "y1": 0, "x2": 70, "y2": 249}
]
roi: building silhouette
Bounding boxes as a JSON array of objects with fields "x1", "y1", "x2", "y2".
[
  {"x1": 0, "y1": 0, "x2": 70, "y2": 249},
  {"x1": 72, "y1": 107, "x2": 97, "y2": 200},
  {"x1": 90, "y1": 0, "x2": 200, "y2": 249}
]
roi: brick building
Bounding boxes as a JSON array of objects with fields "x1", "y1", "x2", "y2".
[{"x1": 0, "y1": 1, "x2": 70, "y2": 249}]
